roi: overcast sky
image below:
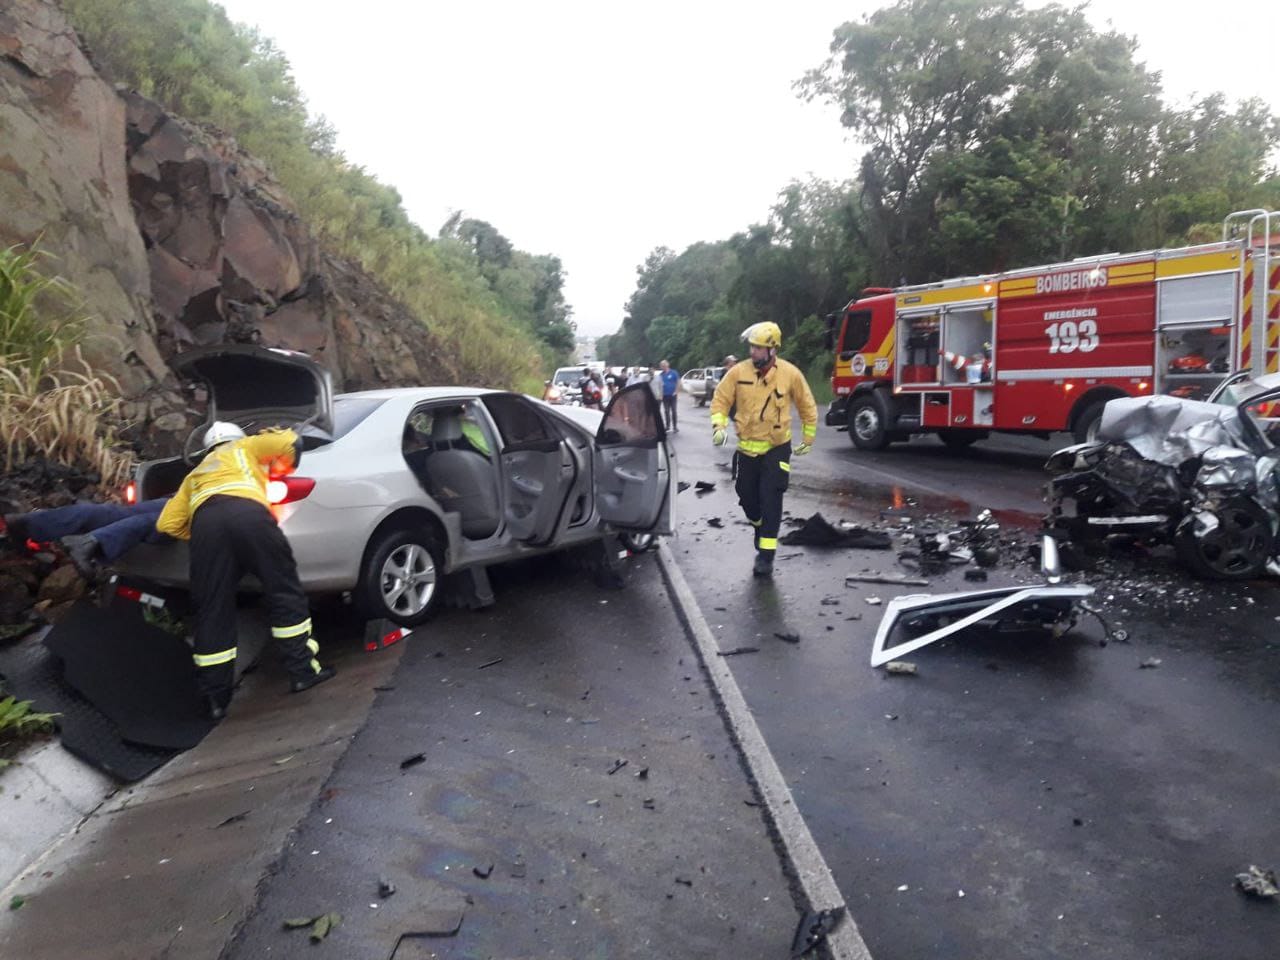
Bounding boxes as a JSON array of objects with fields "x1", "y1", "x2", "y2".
[{"x1": 214, "y1": 1, "x2": 1278, "y2": 336}]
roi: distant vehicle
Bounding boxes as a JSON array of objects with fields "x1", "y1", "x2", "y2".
[
  {"x1": 680, "y1": 366, "x2": 727, "y2": 405},
  {"x1": 116, "y1": 346, "x2": 677, "y2": 626},
  {"x1": 550, "y1": 366, "x2": 584, "y2": 405}
]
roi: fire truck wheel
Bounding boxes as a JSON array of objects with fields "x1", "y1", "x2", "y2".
[
  {"x1": 1071, "y1": 399, "x2": 1111, "y2": 444},
  {"x1": 1174, "y1": 499, "x2": 1273, "y2": 581},
  {"x1": 848, "y1": 394, "x2": 890, "y2": 450}
]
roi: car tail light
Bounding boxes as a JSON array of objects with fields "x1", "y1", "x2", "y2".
[
  {"x1": 125, "y1": 481, "x2": 137, "y2": 504},
  {"x1": 267, "y1": 476, "x2": 316, "y2": 505}
]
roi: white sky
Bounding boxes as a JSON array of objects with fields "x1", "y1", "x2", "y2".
[{"x1": 214, "y1": 1, "x2": 1278, "y2": 335}]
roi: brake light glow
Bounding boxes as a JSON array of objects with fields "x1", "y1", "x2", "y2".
[
  {"x1": 125, "y1": 481, "x2": 137, "y2": 505},
  {"x1": 267, "y1": 476, "x2": 316, "y2": 505}
]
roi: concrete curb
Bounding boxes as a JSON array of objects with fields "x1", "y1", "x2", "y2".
[{"x1": 657, "y1": 540, "x2": 873, "y2": 960}]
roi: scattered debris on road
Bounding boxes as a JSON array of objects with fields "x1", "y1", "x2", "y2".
[
  {"x1": 378, "y1": 877, "x2": 397, "y2": 897},
  {"x1": 707, "y1": 517, "x2": 724, "y2": 528},
  {"x1": 607, "y1": 758, "x2": 628, "y2": 775},
  {"x1": 282, "y1": 912, "x2": 342, "y2": 942},
  {"x1": 846, "y1": 573, "x2": 930, "y2": 587},
  {"x1": 780, "y1": 513, "x2": 892, "y2": 549},
  {"x1": 477, "y1": 657, "x2": 503, "y2": 669},
  {"x1": 790, "y1": 905, "x2": 847, "y2": 957},
  {"x1": 399, "y1": 753, "x2": 426, "y2": 770},
  {"x1": 215, "y1": 811, "x2": 250, "y2": 828},
  {"x1": 773, "y1": 631, "x2": 801, "y2": 644},
  {"x1": 471, "y1": 864, "x2": 493, "y2": 880},
  {"x1": 884, "y1": 661, "x2": 918, "y2": 675},
  {"x1": 718, "y1": 646, "x2": 760, "y2": 657},
  {"x1": 1234, "y1": 865, "x2": 1279, "y2": 899},
  {"x1": 694, "y1": 480, "x2": 716, "y2": 493},
  {"x1": 1139, "y1": 658, "x2": 1163, "y2": 669}
]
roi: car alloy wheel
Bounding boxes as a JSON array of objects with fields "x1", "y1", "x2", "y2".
[{"x1": 381, "y1": 542, "x2": 437, "y2": 617}]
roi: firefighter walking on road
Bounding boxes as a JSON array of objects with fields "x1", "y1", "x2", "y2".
[
  {"x1": 157, "y1": 422, "x2": 333, "y2": 721},
  {"x1": 710, "y1": 322, "x2": 818, "y2": 577}
]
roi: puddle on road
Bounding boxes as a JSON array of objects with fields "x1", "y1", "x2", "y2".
[{"x1": 808, "y1": 479, "x2": 1042, "y2": 532}]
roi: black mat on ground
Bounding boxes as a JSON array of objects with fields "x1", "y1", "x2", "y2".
[
  {"x1": 0, "y1": 633, "x2": 175, "y2": 782},
  {"x1": 43, "y1": 601, "x2": 215, "y2": 751},
  {"x1": 780, "y1": 512, "x2": 893, "y2": 549}
]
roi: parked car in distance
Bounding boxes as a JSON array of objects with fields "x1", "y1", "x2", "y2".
[
  {"x1": 115, "y1": 346, "x2": 677, "y2": 626},
  {"x1": 680, "y1": 366, "x2": 726, "y2": 405},
  {"x1": 549, "y1": 366, "x2": 585, "y2": 405}
]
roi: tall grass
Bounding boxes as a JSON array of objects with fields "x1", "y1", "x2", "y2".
[{"x1": 0, "y1": 244, "x2": 134, "y2": 489}]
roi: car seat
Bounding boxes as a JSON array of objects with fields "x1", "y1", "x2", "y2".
[{"x1": 427, "y1": 411, "x2": 500, "y2": 539}]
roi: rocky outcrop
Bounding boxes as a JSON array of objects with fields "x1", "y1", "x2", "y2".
[
  {"x1": 1, "y1": 0, "x2": 451, "y2": 457},
  {"x1": 0, "y1": 0, "x2": 170, "y2": 397}
]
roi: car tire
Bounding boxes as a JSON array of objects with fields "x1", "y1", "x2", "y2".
[
  {"x1": 848, "y1": 394, "x2": 890, "y2": 450},
  {"x1": 358, "y1": 526, "x2": 445, "y2": 626},
  {"x1": 620, "y1": 531, "x2": 657, "y2": 553},
  {"x1": 1071, "y1": 399, "x2": 1110, "y2": 444},
  {"x1": 1174, "y1": 499, "x2": 1274, "y2": 581}
]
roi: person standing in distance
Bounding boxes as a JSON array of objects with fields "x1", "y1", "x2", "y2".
[
  {"x1": 157, "y1": 421, "x2": 334, "y2": 721},
  {"x1": 658, "y1": 359, "x2": 680, "y2": 433},
  {"x1": 709, "y1": 323, "x2": 817, "y2": 577}
]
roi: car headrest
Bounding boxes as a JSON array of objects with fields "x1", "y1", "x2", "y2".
[{"x1": 431, "y1": 412, "x2": 464, "y2": 443}]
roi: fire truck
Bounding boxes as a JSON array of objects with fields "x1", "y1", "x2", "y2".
[{"x1": 824, "y1": 209, "x2": 1280, "y2": 450}]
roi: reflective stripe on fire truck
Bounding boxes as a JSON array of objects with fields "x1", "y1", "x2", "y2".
[
  {"x1": 1268, "y1": 263, "x2": 1280, "y2": 374},
  {"x1": 996, "y1": 365, "x2": 1154, "y2": 381},
  {"x1": 1241, "y1": 260, "x2": 1254, "y2": 372}
]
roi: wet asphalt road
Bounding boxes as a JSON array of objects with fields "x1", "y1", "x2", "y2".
[{"x1": 670, "y1": 407, "x2": 1280, "y2": 959}]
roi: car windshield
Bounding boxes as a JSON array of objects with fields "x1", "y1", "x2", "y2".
[{"x1": 553, "y1": 369, "x2": 580, "y2": 386}]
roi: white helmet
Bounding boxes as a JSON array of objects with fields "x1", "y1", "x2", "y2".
[{"x1": 203, "y1": 421, "x2": 245, "y2": 451}]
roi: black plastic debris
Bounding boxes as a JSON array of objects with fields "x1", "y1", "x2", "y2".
[
  {"x1": 717, "y1": 646, "x2": 760, "y2": 657},
  {"x1": 845, "y1": 573, "x2": 929, "y2": 587},
  {"x1": 607, "y1": 759, "x2": 628, "y2": 775},
  {"x1": 215, "y1": 811, "x2": 250, "y2": 828},
  {"x1": 694, "y1": 480, "x2": 716, "y2": 493},
  {"x1": 379, "y1": 877, "x2": 397, "y2": 898},
  {"x1": 400, "y1": 753, "x2": 426, "y2": 770},
  {"x1": 791, "y1": 906, "x2": 847, "y2": 957},
  {"x1": 707, "y1": 517, "x2": 724, "y2": 528},
  {"x1": 642, "y1": 798, "x2": 656, "y2": 810},
  {"x1": 478, "y1": 657, "x2": 503, "y2": 670},
  {"x1": 636, "y1": 766, "x2": 650, "y2": 780},
  {"x1": 472, "y1": 864, "x2": 493, "y2": 879},
  {"x1": 780, "y1": 513, "x2": 891, "y2": 549},
  {"x1": 677, "y1": 481, "x2": 691, "y2": 493},
  {"x1": 773, "y1": 632, "x2": 801, "y2": 644},
  {"x1": 674, "y1": 877, "x2": 693, "y2": 887},
  {"x1": 964, "y1": 569, "x2": 989, "y2": 582},
  {"x1": 1235, "y1": 865, "x2": 1279, "y2": 898}
]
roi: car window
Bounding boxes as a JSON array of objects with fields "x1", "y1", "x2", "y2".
[
  {"x1": 332, "y1": 397, "x2": 385, "y2": 438},
  {"x1": 599, "y1": 385, "x2": 662, "y2": 445},
  {"x1": 484, "y1": 394, "x2": 556, "y2": 446}
]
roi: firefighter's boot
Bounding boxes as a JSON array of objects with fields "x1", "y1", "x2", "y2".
[
  {"x1": 753, "y1": 551, "x2": 775, "y2": 578},
  {"x1": 290, "y1": 665, "x2": 336, "y2": 694}
]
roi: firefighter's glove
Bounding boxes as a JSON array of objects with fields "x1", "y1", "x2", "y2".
[
  {"x1": 712, "y1": 428, "x2": 727, "y2": 447},
  {"x1": 794, "y1": 441, "x2": 812, "y2": 456}
]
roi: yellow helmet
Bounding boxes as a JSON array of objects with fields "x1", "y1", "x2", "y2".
[{"x1": 742, "y1": 321, "x2": 782, "y2": 349}]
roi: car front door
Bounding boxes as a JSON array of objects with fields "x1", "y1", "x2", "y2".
[
  {"x1": 593, "y1": 383, "x2": 677, "y2": 534},
  {"x1": 482, "y1": 393, "x2": 578, "y2": 545}
]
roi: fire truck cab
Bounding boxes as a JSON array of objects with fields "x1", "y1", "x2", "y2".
[{"x1": 825, "y1": 210, "x2": 1280, "y2": 450}]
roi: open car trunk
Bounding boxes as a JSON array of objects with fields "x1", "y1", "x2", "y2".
[{"x1": 135, "y1": 345, "x2": 335, "y2": 500}]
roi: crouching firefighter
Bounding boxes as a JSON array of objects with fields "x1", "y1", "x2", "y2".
[
  {"x1": 157, "y1": 422, "x2": 334, "y2": 721},
  {"x1": 710, "y1": 322, "x2": 818, "y2": 578}
]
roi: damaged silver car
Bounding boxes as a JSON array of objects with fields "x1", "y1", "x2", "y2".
[{"x1": 1046, "y1": 372, "x2": 1280, "y2": 579}]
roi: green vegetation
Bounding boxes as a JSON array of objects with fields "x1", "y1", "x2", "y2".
[
  {"x1": 61, "y1": 0, "x2": 575, "y2": 391},
  {"x1": 0, "y1": 243, "x2": 133, "y2": 486},
  {"x1": 0, "y1": 691, "x2": 58, "y2": 769},
  {"x1": 606, "y1": 0, "x2": 1279, "y2": 388}
]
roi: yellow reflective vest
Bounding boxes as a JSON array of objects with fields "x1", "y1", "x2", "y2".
[
  {"x1": 710, "y1": 359, "x2": 818, "y2": 455},
  {"x1": 157, "y1": 428, "x2": 299, "y2": 540}
]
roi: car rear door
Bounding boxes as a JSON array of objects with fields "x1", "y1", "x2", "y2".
[
  {"x1": 481, "y1": 393, "x2": 578, "y2": 545},
  {"x1": 592, "y1": 383, "x2": 676, "y2": 534}
]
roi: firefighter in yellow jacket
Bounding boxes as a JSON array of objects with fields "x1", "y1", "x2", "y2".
[
  {"x1": 710, "y1": 322, "x2": 818, "y2": 577},
  {"x1": 157, "y1": 422, "x2": 332, "y2": 721}
]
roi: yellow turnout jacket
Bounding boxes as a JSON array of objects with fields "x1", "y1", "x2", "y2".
[
  {"x1": 710, "y1": 359, "x2": 818, "y2": 455},
  {"x1": 157, "y1": 428, "x2": 299, "y2": 540}
]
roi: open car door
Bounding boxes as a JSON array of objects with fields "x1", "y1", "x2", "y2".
[
  {"x1": 593, "y1": 383, "x2": 676, "y2": 534},
  {"x1": 482, "y1": 393, "x2": 579, "y2": 546}
]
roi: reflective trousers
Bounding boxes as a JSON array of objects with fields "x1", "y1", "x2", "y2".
[
  {"x1": 188, "y1": 496, "x2": 320, "y2": 700},
  {"x1": 23, "y1": 498, "x2": 169, "y2": 561},
  {"x1": 733, "y1": 441, "x2": 791, "y2": 554}
]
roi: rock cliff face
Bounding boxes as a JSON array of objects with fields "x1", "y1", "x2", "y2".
[{"x1": 0, "y1": 0, "x2": 451, "y2": 452}]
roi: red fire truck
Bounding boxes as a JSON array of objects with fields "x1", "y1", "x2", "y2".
[{"x1": 824, "y1": 209, "x2": 1280, "y2": 450}]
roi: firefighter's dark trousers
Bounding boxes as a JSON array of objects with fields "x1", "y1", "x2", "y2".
[
  {"x1": 189, "y1": 496, "x2": 321, "y2": 702},
  {"x1": 734, "y1": 441, "x2": 791, "y2": 556}
]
